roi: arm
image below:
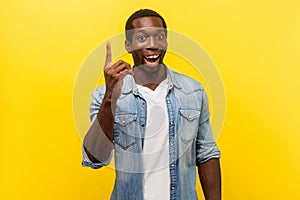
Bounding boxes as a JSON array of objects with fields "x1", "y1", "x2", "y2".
[
  {"x1": 82, "y1": 90, "x2": 114, "y2": 164},
  {"x1": 198, "y1": 158, "x2": 221, "y2": 200},
  {"x1": 82, "y1": 42, "x2": 132, "y2": 165}
]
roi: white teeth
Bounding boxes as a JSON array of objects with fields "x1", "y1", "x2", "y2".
[{"x1": 145, "y1": 55, "x2": 159, "y2": 59}]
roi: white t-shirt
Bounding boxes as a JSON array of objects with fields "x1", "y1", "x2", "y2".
[{"x1": 137, "y1": 79, "x2": 170, "y2": 200}]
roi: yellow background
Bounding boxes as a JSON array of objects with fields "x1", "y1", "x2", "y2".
[{"x1": 1, "y1": 0, "x2": 300, "y2": 199}]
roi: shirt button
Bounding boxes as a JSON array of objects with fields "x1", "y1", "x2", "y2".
[
  {"x1": 167, "y1": 100, "x2": 171, "y2": 104},
  {"x1": 171, "y1": 186, "x2": 175, "y2": 190},
  {"x1": 169, "y1": 121, "x2": 174, "y2": 126},
  {"x1": 141, "y1": 124, "x2": 145, "y2": 127},
  {"x1": 171, "y1": 163, "x2": 175, "y2": 167},
  {"x1": 170, "y1": 142, "x2": 174, "y2": 146},
  {"x1": 141, "y1": 102, "x2": 145, "y2": 106},
  {"x1": 122, "y1": 120, "x2": 126, "y2": 125}
]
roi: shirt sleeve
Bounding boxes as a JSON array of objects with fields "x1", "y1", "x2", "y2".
[
  {"x1": 89, "y1": 86, "x2": 106, "y2": 122},
  {"x1": 81, "y1": 85, "x2": 113, "y2": 169},
  {"x1": 196, "y1": 89, "x2": 221, "y2": 164}
]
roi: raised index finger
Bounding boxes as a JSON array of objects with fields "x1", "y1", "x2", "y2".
[{"x1": 104, "y1": 41, "x2": 112, "y2": 69}]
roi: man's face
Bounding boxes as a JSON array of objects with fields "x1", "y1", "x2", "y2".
[{"x1": 125, "y1": 16, "x2": 167, "y2": 69}]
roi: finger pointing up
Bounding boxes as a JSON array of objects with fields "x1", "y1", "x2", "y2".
[{"x1": 104, "y1": 41, "x2": 112, "y2": 69}]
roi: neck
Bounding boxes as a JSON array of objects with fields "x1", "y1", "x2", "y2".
[{"x1": 133, "y1": 64, "x2": 167, "y2": 87}]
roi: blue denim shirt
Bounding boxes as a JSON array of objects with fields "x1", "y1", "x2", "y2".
[{"x1": 82, "y1": 67, "x2": 220, "y2": 200}]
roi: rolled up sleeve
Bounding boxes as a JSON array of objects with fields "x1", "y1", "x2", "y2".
[{"x1": 82, "y1": 143, "x2": 112, "y2": 169}]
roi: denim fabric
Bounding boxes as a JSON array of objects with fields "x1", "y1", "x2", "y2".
[{"x1": 82, "y1": 66, "x2": 220, "y2": 200}]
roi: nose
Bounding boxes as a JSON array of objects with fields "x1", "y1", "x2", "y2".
[{"x1": 146, "y1": 36, "x2": 158, "y2": 49}]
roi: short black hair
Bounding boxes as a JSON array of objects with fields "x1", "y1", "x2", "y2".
[{"x1": 125, "y1": 9, "x2": 167, "y2": 42}]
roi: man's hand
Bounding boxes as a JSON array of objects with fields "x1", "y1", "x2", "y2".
[
  {"x1": 83, "y1": 42, "x2": 132, "y2": 163},
  {"x1": 93, "y1": 42, "x2": 132, "y2": 142},
  {"x1": 103, "y1": 42, "x2": 132, "y2": 100}
]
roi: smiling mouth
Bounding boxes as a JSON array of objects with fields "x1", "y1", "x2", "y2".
[{"x1": 143, "y1": 54, "x2": 161, "y2": 65}]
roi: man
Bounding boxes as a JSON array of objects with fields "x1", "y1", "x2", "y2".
[{"x1": 82, "y1": 9, "x2": 221, "y2": 200}]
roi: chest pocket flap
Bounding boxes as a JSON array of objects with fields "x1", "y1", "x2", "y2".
[
  {"x1": 179, "y1": 108, "x2": 201, "y2": 121},
  {"x1": 115, "y1": 113, "x2": 137, "y2": 126}
]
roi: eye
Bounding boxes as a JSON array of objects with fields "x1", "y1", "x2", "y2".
[
  {"x1": 137, "y1": 35, "x2": 147, "y2": 42},
  {"x1": 154, "y1": 33, "x2": 165, "y2": 40}
]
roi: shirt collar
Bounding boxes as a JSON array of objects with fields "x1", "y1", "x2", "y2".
[{"x1": 121, "y1": 65, "x2": 182, "y2": 95}]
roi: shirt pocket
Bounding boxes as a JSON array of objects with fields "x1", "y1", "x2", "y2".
[
  {"x1": 179, "y1": 108, "x2": 201, "y2": 142},
  {"x1": 114, "y1": 113, "x2": 138, "y2": 150}
]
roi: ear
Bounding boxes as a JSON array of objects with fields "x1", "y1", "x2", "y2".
[{"x1": 125, "y1": 40, "x2": 132, "y2": 53}]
